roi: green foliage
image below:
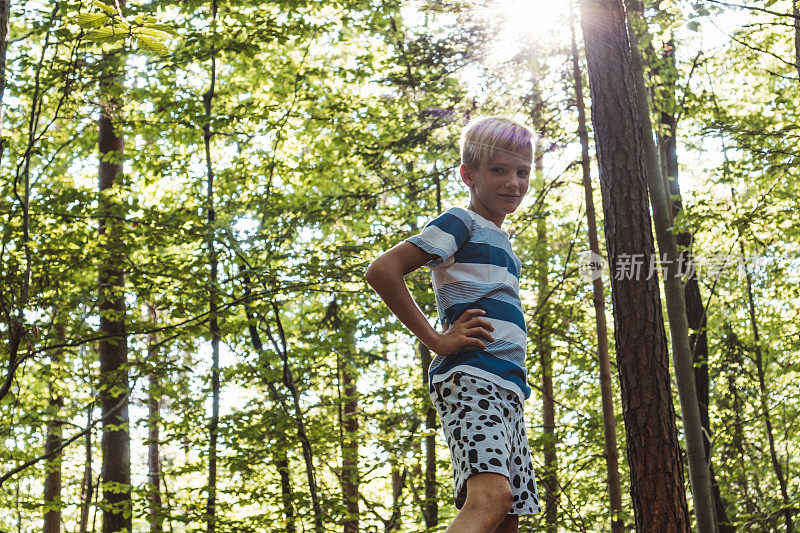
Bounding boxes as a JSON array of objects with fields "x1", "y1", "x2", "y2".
[{"x1": 2, "y1": 0, "x2": 799, "y2": 531}]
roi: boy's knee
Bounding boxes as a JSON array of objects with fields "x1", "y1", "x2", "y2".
[{"x1": 464, "y1": 475, "x2": 513, "y2": 516}]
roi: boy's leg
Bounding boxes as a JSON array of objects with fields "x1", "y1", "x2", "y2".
[
  {"x1": 493, "y1": 515, "x2": 518, "y2": 533},
  {"x1": 446, "y1": 472, "x2": 513, "y2": 533}
]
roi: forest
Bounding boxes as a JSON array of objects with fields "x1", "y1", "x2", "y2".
[{"x1": 1, "y1": 0, "x2": 799, "y2": 531}]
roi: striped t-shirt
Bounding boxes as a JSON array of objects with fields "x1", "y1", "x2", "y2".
[{"x1": 407, "y1": 206, "x2": 530, "y2": 401}]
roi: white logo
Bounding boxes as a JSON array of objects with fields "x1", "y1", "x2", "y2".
[{"x1": 578, "y1": 250, "x2": 609, "y2": 282}]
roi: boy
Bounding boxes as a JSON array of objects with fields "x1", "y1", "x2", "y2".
[{"x1": 366, "y1": 116, "x2": 540, "y2": 532}]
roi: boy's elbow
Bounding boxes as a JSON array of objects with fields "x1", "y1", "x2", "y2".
[{"x1": 365, "y1": 259, "x2": 381, "y2": 288}]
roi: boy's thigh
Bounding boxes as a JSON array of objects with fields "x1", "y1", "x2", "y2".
[
  {"x1": 432, "y1": 371, "x2": 540, "y2": 515},
  {"x1": 432, "y1": 372, "x2": 514, "y2": 506}
]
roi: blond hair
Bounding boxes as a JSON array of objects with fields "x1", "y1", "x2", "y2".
[{"x1": 460, "y1": 116, "x2": 533, "y2": 170}]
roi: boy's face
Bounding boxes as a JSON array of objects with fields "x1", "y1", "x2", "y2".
[{"x1": 460, "y1": 144, "x2": 532, "y2": 227}]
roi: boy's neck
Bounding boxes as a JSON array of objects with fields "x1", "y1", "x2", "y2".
[{"x1": 467, "y1": 199, "x2": 506, "y2": 228}]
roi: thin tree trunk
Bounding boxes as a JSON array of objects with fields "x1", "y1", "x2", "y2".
[
  {"x1": 577, "y1": 0, "x2": 690, "y2": 530},
  {"x1": 97, "y1": 1, "x2": 131, "y2": 529},
  {"x1": 0, "y1": 0, "x2": 9, "y2": 162},
  {"x1": 625, "y1": 7, "x2": 716, "y2": 531},
  {"x1": 794, "y1": 0, "x2": 800, "y2": 80},
  {"x1": 147, "y1": 305, "x2": 164, "y2": 533},
  {"x1": 410, "y1": 433, "x2": 425, "y2": 524},
  {"x1": 569, "y1": 9, "x2": 624, "y2": 531},
  {"x1": 419, "y1": 174, "x2": 439, "y2": 529},
  {"x1": 338, "y1": 320, "x2": 359, "y2": 533},
  {"x1": 419, "y1": 342, "x2": 438, "y2": 528},
  {"x1": 203, "y1": 1, "x2": 219, "y2": 530},
  {"x1": 726, "y1": 345, "x2": 755, "y2": 533},
  {"x1": 656, "y1": 33, "x2": 734, "y2": 531},
  {"x1": 275, "y1": 454, "x2": 296, "y2": 533},
  {"x1": 739, "y1": 240, "x2": 793, "y2": 532},
  {"x1": 387, "y1": 460, "x2": 403, "y2": 531},
  {"x1": 243, "y1": 280, "x2": 309, "y2": 533},
  {"x1": 78, "y1": 408, "x2": 94, "y2": 533},
  {"x1": 531, "y1": 122, "x2": 558, "y2": 533},
  {"x1": 160, "y1": 461, "x2": 176, "y2": 533},
  {"x1": 266, "y1": 302, "x2": 324, "y2": 533},
  {"x1": 43, "y1": 335, "x2": 64, "y2": 533}
]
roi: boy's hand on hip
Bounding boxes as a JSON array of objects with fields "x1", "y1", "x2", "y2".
[{"x1": 432, "y1": 309, "x2": 494, "y2": 356}]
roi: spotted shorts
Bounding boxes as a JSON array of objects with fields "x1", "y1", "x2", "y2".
[{"x1": 431, "y1": 371, "x2": 541, "y2": 515}]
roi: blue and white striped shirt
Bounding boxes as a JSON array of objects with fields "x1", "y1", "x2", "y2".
[{"x1": 407, "y1": 207, "x2": 530, "y2": 401}]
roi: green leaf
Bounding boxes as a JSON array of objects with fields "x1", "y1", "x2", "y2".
[
  {"x1": 76, "y1": 13, "x2": 109, "y2": 29},
  {"x1": 91, "y1": 0, "x2": 117, "y2": 15},
  {"x1": 84, "y1": 27, "x2": 123, "y2": 42}
]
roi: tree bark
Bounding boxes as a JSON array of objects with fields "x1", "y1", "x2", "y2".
[
  {"x1": 275, "y1": 454, "x2": 296, "y2": 533},
  {"x1": 794, "y1": 0, "x2": 800, "y2": 81},
  {"x1": 203, "y1": 1, "x2": 219, "y2": 531},
  {"x1": 577, "y1": 0, "x2": 690, "y2": 530},
  {"x1": 43, "y1": 331, "x2": 64, "y2": 533},
  {"x1": 387, "y1": 460, "x2": 403, "y2": 531},
  {"x1": 78, "y1": 408, "x2": 94, "y2": 533},
  {"x1": 418, "y1": 174, "x2": 439, "y2": 529},
  {"x1": 97, "y1": 1, "x2": 131, "y2": 528},
  {"x1": 0, "y1": 0, "x2": 8, "y2": 159},
  {"x1": 147, "y1": 306, "x2": 163, "y2": 533},
  {"x1": 569, "y1": 9, "x2": 624, "y2": 531},
  {"x1": 419, "y1": 342, "x2": 439, "y2": 529},
  {"x1": 624, "y1": 7, "x2": 716, "y2": 531},
  {"x1": 338, "y1": 318, "x2": 359, "y2": 533},
  {"x1": 531, "y1": 118, "x2": 558, "y2": 533}
]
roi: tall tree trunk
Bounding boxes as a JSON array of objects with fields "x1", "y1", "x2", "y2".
[
  {"x1": 203, "y1": 1, "x2": 220, "y2": 530},
  {"x1": 275, "y1": 454, "x2": 296, "y2": 533},
  {"x1": 147, "y1": 305, "x2": 164, "y2": 533},
  {"x1": 78, "y1": 408, "x2": 94, "y2": 533},
  {"x1": 0, "y1": 0, "x2": 8, "y2": 163},
  {"x1": 532, "y1": 123, "x2": 558, "y2": 533},
  {"x1": 794, "y1": 0, "x2": 800, "y2": 80},
  {"x1": 577, "y1": 0, "x2": 690, "y2": 530},
  {"x1": 267, "y1": 302, "x2": 324, "y2": 533},
  {"x1": 43, "y1": 333, "x2": 64, "y2": 533},
  {"x1": 338, "y1": 318, "x2": 359, "y2": 533},
  {"x1": 723, "y1": 331, "x2": 756, "y2": 533},
  {"x1": 419, "y1": 342, "x2": 438, "y2": 529},
  {"x1": 655, "y1": 32, "x2": 734, "y2": 531},
  {"x1": 243, "y1": 277, "x2": 299, "y2": 533},
  {"x1": 625, "y1": 7, "x2": 716, "y2": 531},
  {"x1": 387, "y1": 459, "x2": 403, "y2": 531},
  {"x1": 569, "y1": 9, "x2": 624, "y2": 531},
  {"x1": 423, "y1": 172, "x2": 440, "y2": 529},
  {"x1": 739, "y1": 239, "x2": 793, "y2": 532},
  {"x1": 97, "y1": 1, "x2": 131, "y2": 529}
]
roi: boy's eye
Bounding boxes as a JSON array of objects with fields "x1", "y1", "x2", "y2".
[{"x1": 490, "y1": 167, "x2": 504, "y2": 173}]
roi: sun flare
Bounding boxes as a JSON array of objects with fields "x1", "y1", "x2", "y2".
[{"x1": 484, "y1": 0, "x2": 571, "y2": 62}]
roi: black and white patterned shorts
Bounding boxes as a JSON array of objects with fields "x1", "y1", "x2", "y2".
[{"x1": 431, "y1": 371, "x2": 541, "y2": 515}]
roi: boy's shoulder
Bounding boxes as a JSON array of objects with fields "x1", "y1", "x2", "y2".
[{"x1": 430, "y1": 206, "x2": 473, "y2": 226}]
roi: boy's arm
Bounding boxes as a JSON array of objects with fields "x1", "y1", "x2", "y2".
[{"x1": 365, "y1": 241, "x2": 494, "y2": 357}]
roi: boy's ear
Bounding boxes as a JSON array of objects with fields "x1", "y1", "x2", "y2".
[{"x1": 460, "y1": 164, "x2": 474, "y2": 189}]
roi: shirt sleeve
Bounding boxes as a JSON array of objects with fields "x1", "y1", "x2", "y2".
[{"x1": 406, "y1": 208, "x2": 473, "y2": 269}]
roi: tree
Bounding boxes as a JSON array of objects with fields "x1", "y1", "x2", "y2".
[
  {"x1": 0, "y1": 0, "x2": 8, "y2": 162},
  {"x1": 578, "y1": 0, "x2": 690, "y2": 529},
  {"x1": 569, "y1": 5, "x2": 624, "y2": 530},
  {"x1": 625, "y1": 5, "x2": 716, "y2": 530},
  {"x1": 96, "y1": 1, "x2": 132, "y2": 529}
]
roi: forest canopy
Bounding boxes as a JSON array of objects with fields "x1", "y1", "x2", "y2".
[{"x1": 1, "y1": 0, "x2": 798, "y2": 531}]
